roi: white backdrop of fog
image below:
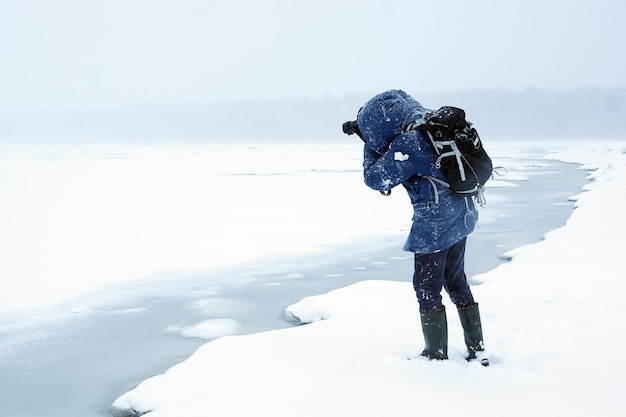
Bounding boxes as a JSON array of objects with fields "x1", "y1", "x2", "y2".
[{"x1": 1, "y1": 0, "x2": 625, "y2": 142}]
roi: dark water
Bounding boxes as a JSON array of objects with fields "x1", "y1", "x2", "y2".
[{"x1": 0, "y1": 157, "x2": 588, "y2": 417}]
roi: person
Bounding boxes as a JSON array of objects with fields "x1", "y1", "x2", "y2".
[{"x1": 343, "y1": 89, "x2": 487, "y2": 364}]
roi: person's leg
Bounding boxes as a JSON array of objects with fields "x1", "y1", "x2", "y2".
[
  {"x1": 413, "y1": 250, "x2": 449, "y2": 359},
  {"x1": 442, "y1": 238, "x2": 475, "y2": 307},
  {"x1": 412, "y1": 250, "x2": 448, "y2": 311},
  {"x1": 441, "y1": 238, "x2": 489, "y2": 365}
]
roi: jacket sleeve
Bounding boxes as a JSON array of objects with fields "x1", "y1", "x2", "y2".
[{"x1": 363, "y1": 133, "x2": 433, "y2": 192}]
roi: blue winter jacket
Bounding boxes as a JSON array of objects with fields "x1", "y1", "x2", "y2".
[{"x1": 358, "y1": 90, "x2": 477, "y2": 253}]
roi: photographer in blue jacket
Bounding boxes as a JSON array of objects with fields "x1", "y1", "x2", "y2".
[{"x1": 343, "y1": 90, "x2": 487, "y2": 364}]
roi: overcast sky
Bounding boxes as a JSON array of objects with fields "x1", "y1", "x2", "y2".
[{"x1": 1, "y1": 0, "x2": 625, "y2": 110}]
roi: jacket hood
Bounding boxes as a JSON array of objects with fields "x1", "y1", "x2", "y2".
[{"x1": 357, "y1": 90, "x2": 427, "y2": 154}]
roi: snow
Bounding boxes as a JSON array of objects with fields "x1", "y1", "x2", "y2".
[
  {"x1": 103, "y1": 139, "x2": 626, "y2": 417},
  {"x1": 0, "y1": 142, "x2": 411, "y2": 312},
  {"x1": 394, "y1": 151, "x2": 410, "y2": 161},
  {"x1": 165, "y1": 319, "x2": 241, "y2": 340}
]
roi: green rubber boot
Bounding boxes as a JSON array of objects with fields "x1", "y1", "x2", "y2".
[
  {"x1": 458, "y1": 303, "x2": 489, "y2": 366},
  {"x1": 419, "y1": 308, "x2": 448, "y2": 360}
]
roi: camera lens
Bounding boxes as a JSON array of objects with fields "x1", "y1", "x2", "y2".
[
  {"x1": 342, "y1": 120, "x2": 365, "y2": 142},
  {"x1": 342, "y1": 120, "x2": 359, "y2": 135}
]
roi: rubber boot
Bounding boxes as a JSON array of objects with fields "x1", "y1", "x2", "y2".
[
  {"x1": 419, "y1": 308, "x2": 448, "y2": 360},
  {"x1": 457, "y1": 303, "x2": 489, "y2": 366}
]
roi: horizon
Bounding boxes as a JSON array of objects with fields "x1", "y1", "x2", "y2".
[{"x1": 1, "y1": 87, "x2": 624, "y2": 143}]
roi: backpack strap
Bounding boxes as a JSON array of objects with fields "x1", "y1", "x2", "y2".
[
  {"x1": 428, "y1": 136, "x2": 468, "y2": 182},
  {"x1": 474, "y1": 187, "x2": 487, "y2": 207},
  {"x1": 423, "y1": 176, "x2": 442, "y2": 204}
]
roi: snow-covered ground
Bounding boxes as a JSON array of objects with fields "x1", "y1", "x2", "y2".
[
  {"x1": 97, "y1": 139, "x2": 626, "y2": 417},
  {"x1": 0, "y1": 141, "x2": 392, "y2": 312},
  {"x1": 1, "y1": 139, "x2": 624, "y2": 416}
]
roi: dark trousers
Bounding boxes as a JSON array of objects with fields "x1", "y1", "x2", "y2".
[{"x1": 413, "y1": 238, "x2": 475, "y2": 312}]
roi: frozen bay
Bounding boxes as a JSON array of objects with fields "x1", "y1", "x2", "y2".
[{"x1": 0, "y1": 140, "x2": 592, "y2": 416}]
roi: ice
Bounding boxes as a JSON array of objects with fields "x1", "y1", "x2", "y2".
[{"x1": 108, "y1": 139, "x2": 626, "y2": 417}]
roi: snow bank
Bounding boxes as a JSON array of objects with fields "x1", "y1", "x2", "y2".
[{"x1": 110, "y1": 140, "x2": 626, "y2": 417}]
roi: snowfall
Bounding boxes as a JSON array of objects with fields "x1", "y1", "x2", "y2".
[{"x1": 1, "y1": 138, "x2": 625, "y2": 417}]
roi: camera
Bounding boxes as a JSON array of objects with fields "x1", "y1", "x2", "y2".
[{"x1": 342, "y1": 120, "x2": 361, "y2": 137}]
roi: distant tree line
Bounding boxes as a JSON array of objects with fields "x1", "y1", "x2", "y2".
[{"x1": 1, "y1": 88, "x2": 624, "y2": 143}]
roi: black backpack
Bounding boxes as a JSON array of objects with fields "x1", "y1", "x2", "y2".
[{"x1": 406, "y1": 106, "x2": 492, "y2": 199}]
